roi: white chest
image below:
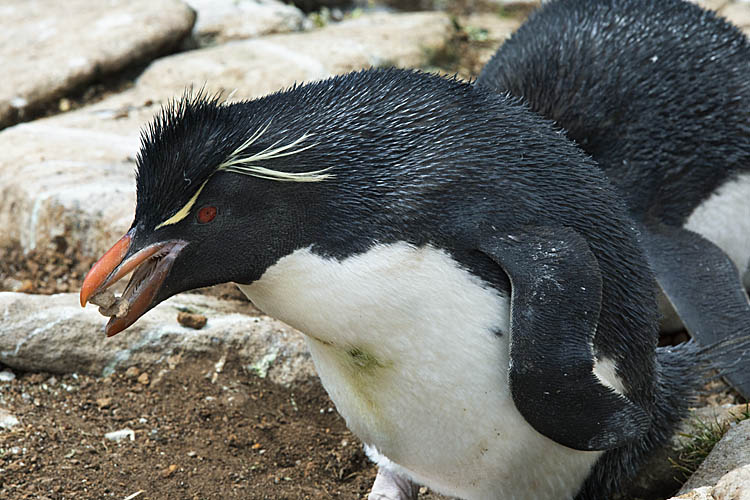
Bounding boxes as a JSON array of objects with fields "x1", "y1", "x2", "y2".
[
  {"x1": 685, "y1": 171, "x2": 750, "y2": 282},
  {"x1": 239, "y1": 243, "x2": 600, "y2": 499}
]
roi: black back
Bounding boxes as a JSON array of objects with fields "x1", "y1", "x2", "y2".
[{"x1": 477, "y1": 0, "x2": 750, "y2": 225}]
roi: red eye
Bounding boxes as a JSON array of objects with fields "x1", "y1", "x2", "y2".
[{"x1": 197, "y1": 206, "x2": 217, "y2": 224}]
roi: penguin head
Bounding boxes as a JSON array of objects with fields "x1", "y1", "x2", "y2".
[{"x1": 79, "y1": 92, "x2": 341, "y2": 336}]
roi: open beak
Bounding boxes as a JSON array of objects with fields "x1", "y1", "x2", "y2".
[{"x1": 80, "y1": 229, "x2": 187, "y2": 336}]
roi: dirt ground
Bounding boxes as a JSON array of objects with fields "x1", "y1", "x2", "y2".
[{"x1": 1, "y1": 357, "x2": 447, "y2": 500}]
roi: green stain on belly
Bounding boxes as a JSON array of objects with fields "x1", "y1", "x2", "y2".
[
  {"x1": 341, "y1": 346, "x2": 394, "y2": 441},
  {"x1": 347, "y1": 347, "x2": 388, "y2": 373},
  {"x1": 309, "y1": 338, "x2": 394, "y2": 441}
]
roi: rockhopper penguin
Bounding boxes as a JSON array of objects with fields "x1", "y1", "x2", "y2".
[
  {"x1": 80, "y1": 69, "x2": 733, "y2": 499},
  {"x1": 477, "y1": 0, "x2": 750, "y2": 397}
]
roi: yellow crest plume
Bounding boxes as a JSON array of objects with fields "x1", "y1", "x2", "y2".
[{"x1": 217, "y1": 122, "x2": 332, "y2": 182}]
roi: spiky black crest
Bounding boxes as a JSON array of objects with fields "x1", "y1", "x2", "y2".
[{"x1": 135, "y1": 90, "x2": 248, "y2": 229}]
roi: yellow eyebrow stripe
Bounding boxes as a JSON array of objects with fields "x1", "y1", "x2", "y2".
[{"x1": 155, "y1": 179, "x2": 210, "y2": 229}]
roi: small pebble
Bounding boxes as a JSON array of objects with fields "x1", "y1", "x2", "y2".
[
  {"x1": 0, "y1": 408, "x2": 20, "y2": 429},
  {"x1": 0, "y1": 369, "x2": 16, "y2": 382},
  {"x1": 100, "y1": 298, "x2": 129, "y2": 319},
  {"x1": 90, "y1": 289, "x2": 130, "y2": 318},
  {"x1": 167, "y1": 354, "x2": 182, "y2": 370},
  {"x1": 13, "y1": 279, "x2": 33, "y2": 293},
  {"x1": 161, "y1": 464, "x2": 177, "y2": 478},
  {"x1": 104, "y1": 428, "x2": 135, "y2": 442},
  {"x1": 89, "y1": 288, "x2": 116, "y2": 309},
  {"x1": 177, "y1": 311, "x2": 207, "y2": 329},
  {"x1": 124, "y1": 367, "x2": 140, "y2": 379},
  {"x1": 96, "y1": 397, "x2": 112, "y2": 409},
  {"x1": 137, "y1": 372, "x2": 150, "y2": 385}
]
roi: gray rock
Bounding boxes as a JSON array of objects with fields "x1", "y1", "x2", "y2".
[
  {"x1": 670, "y1": 465, "x2": 750, "y2": 500},
  {"x1": 0, "y1": 118, "x2": 139, "y2": 257},
  {"x1": 0, "y1": 11, "x2": 454, "y2": 259},
  {"x1": 0, "y1": 407, "x2": 20, "y2": 429},
  {"x1": 129, "y1": 11, "x2": 455, "y2": 100},
  {"x1": 679, "y1": 419, "x2": 750, "y2": 493},
  {"x1": 688, "y1": 0, "x2": 732, "y2": 12},
  {"x1": 670, "y1": 487, "x2": 715, "y2": 500},
  {"x1": 0, "y1": 0, "x2": 196, "y2": 128},
  {"x1": 712, "y1": 464, "x2": 750, "y2": 500},
  {"x1": 720, "y1": 3, "x2": 750, "y2": 36},
  {"x1": 457, "y1": 13, "x2": 522, "y2": 69},
  {"x1": 0, "y1": 369, "x2": 15, "y2": 382},
  {"x1": 0, "y1": 292, "x2": 315, "y2": 386},
  {"x1": 185, "y1": 0, "x2": 306, "y2": 43}
]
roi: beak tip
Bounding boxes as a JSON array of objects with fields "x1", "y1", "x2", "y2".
[
  {"x1": 79, "y1": 283, "x2": 94, "y2": 308},
  {"x1": 80, "y1": 232, "x2": 132, "y2": 311},
  {"x1": 105, "y1": 320, "x2": 124, "y2": 337}
]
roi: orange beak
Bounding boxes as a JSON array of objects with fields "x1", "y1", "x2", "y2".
[
  {"x1": 80, "y1": 230, "x2": 187, "y2": 336},
  {"x1": 80, "y1": 231, "x2": 133, "y2": 307}
]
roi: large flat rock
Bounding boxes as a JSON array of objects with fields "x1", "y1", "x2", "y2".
[
  {"x1": 185, "y1": 0, "x2": 306, "y2": 43},
  {"x1": 689, "y1": 0, "x2": 732, "y2": 11},
  {"x1": 712, "y1": 464, "x2": 750, "y2": 499},
  {"x1": 129, "y1": 11, "x2": 454, "y2": 100},
  {"x1": 721, "y1": 2, "x2": 750, "y2": 36},
  {"x1": 672, "y1": 465, "x2": 750, "y2": 499},
  {"x1": 0, "y1": 0, "x2": 196, "y2": 128},
  {"x1": 0, "y1": 11, "x2": 454, "y2": 259},
  {"x1": 0, "y1": 292, "x2": 314, "y2": 386}
]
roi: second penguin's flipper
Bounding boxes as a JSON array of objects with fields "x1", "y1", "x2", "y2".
[
  {"x1": 640, "y1": 224, "x2": 750, "y2": 398},
  {"x1": 479, "y1": 225, "x2": 651, "y2": 451}
]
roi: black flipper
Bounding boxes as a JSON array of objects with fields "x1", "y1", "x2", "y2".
[
  {"x1": 640, "y1": 224, "x2": 750, "y2": 398},
  {"x1": 479, "y1": 225, "x2": 651, "y2": 451}
]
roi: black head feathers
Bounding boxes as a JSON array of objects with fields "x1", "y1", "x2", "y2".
[
  {"x1": 131, "y1": 69, "x2": 487, "y2": 232},
  {"x1": 134, "y1": 92, "x2": 247, "y2": 230}
]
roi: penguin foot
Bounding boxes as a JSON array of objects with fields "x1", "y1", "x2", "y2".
[{"x1": 368, "y1": 467, "x2": 419, "y2": 500}]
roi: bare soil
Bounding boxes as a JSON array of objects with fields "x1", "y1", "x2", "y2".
[{"x1": 0, "y1": 357, "x2": 438, "y2": 500}]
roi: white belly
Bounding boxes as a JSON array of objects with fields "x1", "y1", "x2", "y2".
[
  {"x1": 655, "y1": 172, "x2": 750, "y2": 331},
  {"x1": 685, "y1": 171, "x2": 750, "y2": 283},
  {"x1": 239, "y1": 242, "x2": 600, "y2": 499}
]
